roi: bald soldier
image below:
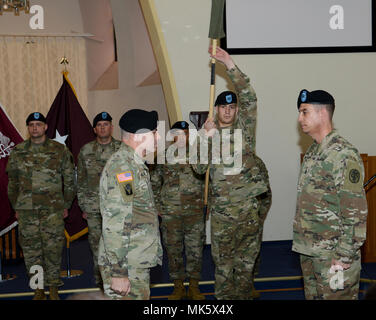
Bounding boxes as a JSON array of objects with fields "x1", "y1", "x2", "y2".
[
  {"x1": 293, "y1": 89, "x2": 368, "y2": 300},
  {"x1": 151, "y1": 121, "x2": 206, "y2": 300},
  {"x1": 98, "y1": 109, "x2": 163, "y2": 300},
  {"x1": 6, "y1": 112, "x2": 75, "y2": 300},
  {"x1": 77, "y1": 112, "x2": 121, "y2": 288},
  {"x1": 193, "y1": 47, "x2": 272, "y2": 300}
]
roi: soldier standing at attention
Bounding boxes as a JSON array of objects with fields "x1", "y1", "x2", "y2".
[
  {"x1": 193, "y1": 47, "x2": 271, "y2": 300},
  {"x1": 77, "y1": 112, "x2": 121, "y2": 289},
  {"x1": 151, "y1": 121, "x2": 206, "y2": 300},
  {"x1": 6, "y1": 112, "x2": 75, "y2": 300},
  {"x1": 293, "y1": 89, "x2": 368, "y2": 300},
  {"x1": 98, "y1": 109, "x2": 163, "y2": 300}
]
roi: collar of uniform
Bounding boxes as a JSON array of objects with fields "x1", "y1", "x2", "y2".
[
  {"x1": 95, "y1": 136, "x2": 116, "y2": 146},
  {"x1": 25, "y1": 137, "x2": 50, "y2": 150},
  {"x1": 93, "y1": 136, "x2": 116, "y2": 150},
  {"x1": 119, "y1": 142, "x2": 147, "y2": 168},
  {"x1": 312, "y1": 129, "x2": 339, "y2": 155},
  {"x1": 215, "y1": 117, "x2": 238, "y2": 132}
]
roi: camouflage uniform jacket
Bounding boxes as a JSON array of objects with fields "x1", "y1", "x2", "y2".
[
  {"x1": 77, "y1": 137, "x2": 121, "y2": 213},
  {"x1": 6, "y1": 138, "x2": 75, "y2": 210},
  {"x1": 151, "y1": 151, "x2": 204, "y2": 213},
  {"x1": 98, "y1": 143, "x2": 163, "y2": 277},
  {"x1": 292, "y1": 129, "x2": 368, "y2": 264},
  {"x1": 193, "y1": 66, "x2": 269, "y2": 220}
]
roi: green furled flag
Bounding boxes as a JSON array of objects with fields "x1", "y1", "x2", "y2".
[{"x1": 208, "y1": 0, "x2": 225, "y2": 39}]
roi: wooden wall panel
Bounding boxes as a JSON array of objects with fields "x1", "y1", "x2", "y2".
[{"x1": 362, "y1": 155, "x2": 376, "y2": 263}]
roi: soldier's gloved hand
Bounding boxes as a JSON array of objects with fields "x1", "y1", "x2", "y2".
[
  {"x1": 15, "y1": 211, "x2": 19, "y2": 220},
  {"x1": 82, "y1": 212, "x2": 88, "y2": 220},
  {"x1": 63, "y1": 209, "x2": 69, "y2": 219},
  {"x1": 111, "y1": 277, "x2": 131, "y2": 296}
]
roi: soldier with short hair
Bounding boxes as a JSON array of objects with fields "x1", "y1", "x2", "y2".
[
  {"x1": 98, "y1": 109, "x2": 163, "y2": 300},
  {"x1": 6, "y1": 112, "x2": 76, "y2": 300},
  {"x1": 151, "y1": 121, "x2": 206, "y2": 300},
  {"x1": 293, "y1": 89, "x2": 368, "y2": 300},
  {"x1": 77, "y1": 112, "x2": 121, "y2": 288},
  {"x1": 193, "y1": 47, "x2": 271, "y2": 300}
]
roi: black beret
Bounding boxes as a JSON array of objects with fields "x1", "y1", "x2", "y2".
[
  {"x1": 26, "y1": 112, "x2": 46, "y2": 125},
  {"x1": 93, "y1": 112, "x2": 112, "y2": 127},
  {"x1": 297, "y1": 89, "x2": 335, "y2": 109},
  {"x1": 215, "y1": 91, "x2": 237, "y2": 106},
  {"x1": 119, "y1": 109, "x2": 158, "y2": 133},
  {"x1": 171, "y1": 121, "x2": 189, "y2": 130}
]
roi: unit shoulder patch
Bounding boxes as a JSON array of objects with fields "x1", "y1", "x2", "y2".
[{"x1": 116, "y1": 171, "x2": 134, "y2": 202}]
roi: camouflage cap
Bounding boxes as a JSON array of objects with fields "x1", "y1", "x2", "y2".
[
  {"x1": 297, "y1": 89, "x2": 335, "y2": 110},
  {"x1": 93, "y1": 112, "x2": 112, "y2": 127},
  {"x1": 26, "y1": 112, "x2": 46, "y2": 125},
  {"x1": 215, "y1": 91, "x2": 237, "y2": 106}
]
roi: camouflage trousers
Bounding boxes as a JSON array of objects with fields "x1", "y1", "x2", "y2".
[
  {"x1": 161, "y1": 204, "x2": 205, "y2": 281},
  {"x1": 211, "y1": 197, "x2": 261, "y2": 300},
  {"x1": 252, "y1": 225, "x2": 263, "y2": 279},
  {"x1": 100, "y1": 265, "x2": 150, "y2": 300},
  {"x1": 253, "y1": 190, "x2": 272, "y2": 278},
  {"x1": 87, "y1": 211, "x2": 102, "y2": 285},
  {"x1": 300, "y1": 254, "x2": 361, "y2": 300},
  {"x1": 17, "y1": 209, "x2": 65, "y2": 287}
]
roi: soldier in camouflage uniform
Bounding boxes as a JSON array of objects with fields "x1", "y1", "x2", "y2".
[
  {"x1": 192, "y1": 47, "x2": 271, "y2": 300},
  {"x1": 98, "y1": 109, "x2": 162, "y2": 300},
  {"x1": 77, "y1": 112, "x2": 121, "y2": 288},
  {"x1": 6, "y1": 112, "x2": 75, "y2": 300},
  {"x1": 293, "y1": 89, "x2": 368, "y2": 300},
  {"x1": 151, "y1": 121, "x2": 206, "y2": 300}
]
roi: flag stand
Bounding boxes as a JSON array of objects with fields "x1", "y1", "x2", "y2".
[
  {"x1": 0, "y1": 250, "x2": 17, "y2": 283},
  {"x1": 60, "y1": 237, "x2": 83, "y2": 278}
]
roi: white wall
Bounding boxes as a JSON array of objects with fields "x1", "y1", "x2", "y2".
[
  {"x1": 154, "y1": 0, "x2": 376, "y2": 241},
  {"x1": 87, "y1": 0, "x2": 169, "y2": 139},
  {"x1": 79, "y1": 0, "x2": 115, "y2": 89}
]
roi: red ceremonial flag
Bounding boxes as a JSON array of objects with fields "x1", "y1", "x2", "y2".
[
  {"x1": 0, "y1": 103, "x2": 23, "y2": 237},
  {"x1": 46, "y1": 72, "x2": 95, "y2": 241}
]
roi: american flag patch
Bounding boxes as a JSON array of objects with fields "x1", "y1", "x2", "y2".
[{"x1": 116, "y1": 171, "x2": 133, "y2": 183}]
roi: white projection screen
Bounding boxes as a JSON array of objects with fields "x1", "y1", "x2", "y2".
[{"x1": 224, "y1": 0, "x2": 376, "y2": 54}]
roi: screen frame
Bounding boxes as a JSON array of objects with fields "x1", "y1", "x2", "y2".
[{"x1": 222, "y1": 0, "x2": 376, "y2": 55}]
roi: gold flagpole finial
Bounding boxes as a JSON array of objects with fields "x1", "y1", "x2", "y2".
[{"x1": 60, "y1": 56, "x2": 69, "y2": 72}]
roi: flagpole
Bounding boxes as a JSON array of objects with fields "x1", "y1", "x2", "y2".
[
  {"x1": 0, "y1": 249, "x2": 17, "y2": 283},
  {"x1": 203, "y1": 39, "x2": 218, "y2": 221},
  {"x1": 60, "y1": 231, "x2": 83, "y2": 279}
]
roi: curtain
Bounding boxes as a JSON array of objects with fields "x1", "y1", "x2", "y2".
[{"x1": 0, "y1": 36, "x2": 88, "y2": 139}]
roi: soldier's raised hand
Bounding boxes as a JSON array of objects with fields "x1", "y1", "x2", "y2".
[{"x1": 209, "y1": 46, "x2": 235, "y2": 70}]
